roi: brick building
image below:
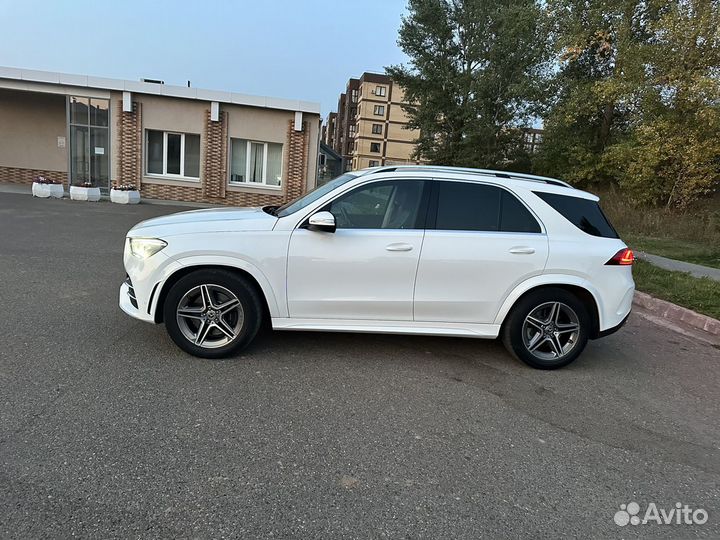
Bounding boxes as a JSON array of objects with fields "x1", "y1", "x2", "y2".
[
  {"x1": 324, "y1": 72, "x2": 421, "y2": 171},
  {"x1": 0, "y1": 66, "x2": 321, "y2": 206}
]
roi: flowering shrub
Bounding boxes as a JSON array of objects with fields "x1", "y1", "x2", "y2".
[
  {"x1": 74, "y1": 181, "x2": 93, "y2": 188},
  {"x1": 34, "y1": 176, "x2": 62, "y2": 185},
  {"x1": 112, "y1": 182, "x2": 138, "y2": 191}
]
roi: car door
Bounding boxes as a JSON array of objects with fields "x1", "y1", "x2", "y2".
[
  {"x1": 413, "y1": 180, "x2": 548, "y2": 324},
  {"x1": 287, "y1": 179, "x2": 430, "y2": 321}
]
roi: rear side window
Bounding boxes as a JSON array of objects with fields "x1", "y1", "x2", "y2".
[
  {"x1": 534, "y1": 191, "x2": 618, "y2": 238},
  {"x1": 434, "y1": 182, "x2": 541, "y2": 233},
  {"x1": 500, "y1": 191, "x2": 541, "y2": 233},
  {"x1": 435, "y1": 182, "x2": 500, "y2": 231}
]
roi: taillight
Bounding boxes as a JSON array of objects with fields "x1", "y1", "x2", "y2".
[{"x1": 605, "y1": 248, "x2": 634, "y2": 266}]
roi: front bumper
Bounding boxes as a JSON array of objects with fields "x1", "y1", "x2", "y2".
[
  {"x1": 119, "y1": 279, "x2": 154, "y2": 323},
  {"x1": 119, "y1": 248, "x2": 183, "y2": 323}
]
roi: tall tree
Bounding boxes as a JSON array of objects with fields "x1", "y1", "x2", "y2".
[
  {"x1": 533, "y1": 0, "x2": 660, "y2": 186},
  {"x1": 606, "y1": 0, "x2": 720, "y2": 207},
  {"x1": 387, "y1": 0, "x2": 551, "y2": 170}
]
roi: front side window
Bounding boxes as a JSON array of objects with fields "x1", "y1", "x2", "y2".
[
  {"x1": 276, "y1": 172, "x2": 358, "y2": 218},
  {"x1": 146, "y1": 130, "x2": 200, "y2": 178},
  {"x1": 326, "y1": 180, "x2": 426, "y2": 230},
  {"x1": 374, "y1": 105, "x2": 385, "y2": 116},
  {"x1": 230, "y1": 139, "x2": 283, "y2": 186},
  {"x1": 434, "y1": 182, "x2": 541, "y2": 233}
]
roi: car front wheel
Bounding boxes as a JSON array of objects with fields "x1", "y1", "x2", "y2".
[
  {"x1": 163, "y1": 269, "x2": 263, "y2": 359},
  {"x1": 501, "y1": 288, "x2": 590, "y2": 369}
]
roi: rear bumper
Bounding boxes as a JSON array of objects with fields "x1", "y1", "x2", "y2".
[{"x1": 593, "y1": 311, "x2": 630, "y2": 339}]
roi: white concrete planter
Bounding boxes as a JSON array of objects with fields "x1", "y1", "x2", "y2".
[
  {"x1": 70, "y1": 185, "x2": 101, "y2": 202},
  {"x1": 32, "y1": 182, "x2": 64, "y2": 198},
  {"x1": 110, "y1": 189, "x2": 141, "y2": 204}
]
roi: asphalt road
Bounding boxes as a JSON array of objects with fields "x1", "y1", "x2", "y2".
[{"x1": 1, "y1": 192, "x2": 719, "y2": 539}]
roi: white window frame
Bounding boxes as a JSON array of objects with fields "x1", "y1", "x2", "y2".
[
  {"x1": 228, "y1": 139, "x2": 283, "y2": 189},
  {"x1": 374, "y1": 105, "x2": 385, "y2": 116},
  {"x1": 375, "y1": 86, "x2": 386, "y2": 97},
  {"x1": 145, "y1": 130, "x2": 200, "y2": 180}
]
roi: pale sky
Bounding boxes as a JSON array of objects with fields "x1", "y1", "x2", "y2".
[{"x1": 0, "y1": 0, "x2": 410, "y2": 116}]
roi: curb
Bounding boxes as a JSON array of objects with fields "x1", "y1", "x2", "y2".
[{"x1": 632, "y1": 291, "x2": 720, "y2": 336}]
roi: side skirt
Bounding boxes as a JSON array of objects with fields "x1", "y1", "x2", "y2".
[{"x1": 271, "y1": 318, "x2": 500, "y2": 338}]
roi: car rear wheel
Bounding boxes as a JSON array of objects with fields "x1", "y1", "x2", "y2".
[
  {"x1": 163, "y1": 269, "x2": 263, "y2": 359},
  {"x1": 501, "y1": 288, "x2": 590, "y2": 369}
]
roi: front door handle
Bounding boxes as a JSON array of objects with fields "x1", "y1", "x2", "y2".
[
  {"x1": 386, "y1": 243, "x2": 413, "y2": 252},
  {"x1": 509, "y1": 246, "x2": 535, "y2": 255}
]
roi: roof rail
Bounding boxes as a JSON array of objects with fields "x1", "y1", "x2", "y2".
[{"x1": 365, "y1": 165, "x2": 573, "y2": 188}]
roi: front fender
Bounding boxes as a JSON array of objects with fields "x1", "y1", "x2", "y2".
[
  {"x1": 492, "y1": 274, "x2": 604, "y2": 328},
  {"x1": 159, "y1": 255, "x2": 282, "y2": 318}
]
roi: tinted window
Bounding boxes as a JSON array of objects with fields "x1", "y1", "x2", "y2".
[
  {"x1": 500, "y1": 190, "x2": 541, "y2": 233},
  {"x1": 435, "y1": 182, "x2": 500, "y2": 231},
  {"x1": 327, "y1": 180, "x2": 426, "y2": 229},
  {"x1": 534, "y1": 191, "x2": 618, "y2": 238}
]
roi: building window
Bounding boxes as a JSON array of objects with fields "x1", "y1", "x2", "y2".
[
  {"x1": 372, "y1": 123, "x2": 383, "y2": 135},
  {"x1": 370, "y1": 142, "x2": 381, "y2": 153},
  {"x1": 229, "y1": 139, "x2": 283, "y2": 186},
  {"x1": 350, "y1": 107, "x2": 357, "y2": 118},
  {"x1": 319, "y1": 153, "x2": 327, "y2": 166},
  {"x1": 146, "y1": 130, "x2": 200, "y2": 179},
  {"x1": 369, "y1": 160, "x2": 380, "y2": 167},
  {"x1": 374, "y1": 105, "x2": 385, "y2": 116},
  {"x1": 349, "y1": 124, "x2": 356, "y2": 134},
  {"x1": 351, "y1": 89, "x2": 358, "y2": 103},
  {"x1": 375, "y1": 86, "x2": 386, "y2": 97},
  {"x1": 347, "y1": 142, "x2": 353, "y2": 154}
]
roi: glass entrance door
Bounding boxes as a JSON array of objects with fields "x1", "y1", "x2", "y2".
[{"x1": 69, "y1": 96, "x2": 110, "y2": 191}]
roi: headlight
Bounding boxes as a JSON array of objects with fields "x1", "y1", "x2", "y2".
[{"x1": 128, "y1": 237, "x2": 167, "y2": 259}]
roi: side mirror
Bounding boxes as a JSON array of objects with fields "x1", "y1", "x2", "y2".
[{"x1": 307, "y1": 211, "x2": 336, "y2": 233}]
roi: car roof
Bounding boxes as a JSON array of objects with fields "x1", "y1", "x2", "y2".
[{"x1": 356, "y1": 165, "x2": 599, "y2": 201}]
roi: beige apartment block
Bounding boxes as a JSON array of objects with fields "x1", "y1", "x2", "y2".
[
  {"x1": 0, "y1": 67, "x2": 320, "y2": 206},
  {"x1": 324, "y1": 72, "x2": 421, "y2": 172}
]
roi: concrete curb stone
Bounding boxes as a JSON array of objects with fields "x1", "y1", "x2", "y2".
[{"x1": 633, "y1": 290, "x2": 720, "y2": 336}]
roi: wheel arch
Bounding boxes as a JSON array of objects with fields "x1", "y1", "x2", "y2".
[
  {"x1": 495, "y1": 277, "x2": 602, "y2": 339},
  {"x1": 153, "y1": 263, "x2": 275, "y2": 324}
]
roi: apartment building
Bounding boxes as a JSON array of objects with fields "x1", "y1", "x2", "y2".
[{"x1": 325, "y1": 72, "x2": 421, "y2": 172}]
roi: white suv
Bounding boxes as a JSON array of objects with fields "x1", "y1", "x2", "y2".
[{"x1": 120, "y1": 166, "x2": 634, "y2": 369}]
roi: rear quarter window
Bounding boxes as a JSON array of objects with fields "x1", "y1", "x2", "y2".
[{"x1": 533, "y1": 191, "x2": 619, "y2": 238}]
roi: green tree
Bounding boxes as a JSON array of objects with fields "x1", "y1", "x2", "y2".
[
  {"x1": 606, "y1": 0, "x2": 720, "y2": 208},
  {"x1": 534, "y1": 0, "x2": 660, "y2": 186},
  {"x1": 387, "y1": 0, "x2": 550, "y2": 170},
  {"x1": 537, "y1": 0, "x2": 720, "y2": 208}
]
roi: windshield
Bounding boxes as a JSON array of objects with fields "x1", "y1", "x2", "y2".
[{"x1": 275, "y1": 172, "x2": 359, "y2": 218}]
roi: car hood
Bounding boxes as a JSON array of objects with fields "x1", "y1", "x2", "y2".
[{"x1": 128, "y1": 207, "x2": 278, "y2": 237}]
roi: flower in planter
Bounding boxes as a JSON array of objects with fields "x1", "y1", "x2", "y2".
[
  {"x1": 73, "y1": 181, "x2": 93, "y2": 188},
  {"x1": 111, "y1": 182, "x2": 138, "y2": 191},
  {"x1": 34, "y1": 175, "x2": 62, "y2": 185}
]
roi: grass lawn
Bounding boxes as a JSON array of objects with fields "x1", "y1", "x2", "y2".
[
  {"x1": 625, "y1": 234, "x2": 720, "y2": 269},
  {"x1": 633, "y1": 259, "x2": 720, "y2": 320}
]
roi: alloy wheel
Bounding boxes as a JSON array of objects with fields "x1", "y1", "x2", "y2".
[
  {"x1": 176, "y1": 284, "x2": 244, "y2": 349},
  {"x1": 521, "y1": 301, "x2": 581, "y2": 361}
]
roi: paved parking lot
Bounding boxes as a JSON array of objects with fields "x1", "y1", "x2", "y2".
[{"x1": 1, "y1": 191, "x2": 719, "y2": 538}]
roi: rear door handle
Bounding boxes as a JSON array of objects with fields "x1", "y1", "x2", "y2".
[
  {"x1": 509, "y1": 246, "x2": 535, "y2": 255},
  {"x1": 386, "y1": 243, "x2": 413, "y2": 252}
]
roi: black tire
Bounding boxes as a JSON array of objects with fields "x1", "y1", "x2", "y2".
[
  {"x1": 501, "y1": 287, "x2": 590, "y2": 370},
  {"x1": 163, "y1": 269, "x2": 263, "y2": 359}
]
